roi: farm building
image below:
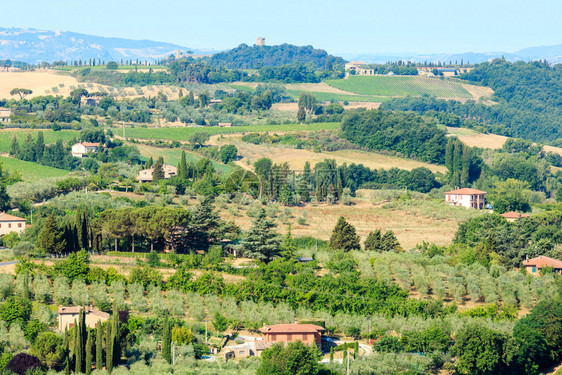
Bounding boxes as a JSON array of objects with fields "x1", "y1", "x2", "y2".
[
  {"x1": 500, "y1": 211, "x2": 530, "y2": 222},
  {"x1": 0, "y1": 212, "x2": 27, "y2": 236},
  {"x1": 444, "y1": 188, "x2": 486, "y2": 209},
  {"x1": 522, "y1": 256, "x2": 562, "y2": 275},
  {"x1": 58, "y1": 306, "x2": 110, "y2": 331},
  {"x1": 0, "y1": 108, "x2": 11, "y2": 123},
  {"x1": 256, "y1": 37, "x2": 265, "y2": 46},
  {"x1": 136, "y1": 165, "x2": 178, "y2": 182},
  {"x1": 345, "y1": 61, "x2": 375, "y2": 76},
  {"x1": 71, "y1": 142, "x2": 100, "y2": 158},
  {"x1": 259, "y1": 323, "x2": 325, "y2": 348},
  {"x1": 222, "y1": 341, "x2": 273, "y2": 361}
]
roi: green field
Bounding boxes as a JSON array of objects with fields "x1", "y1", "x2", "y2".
[
  {"x1": 134, "y1": 144, "x2": 232, "y2": 174},
  {"x1": 0, "y1": 156, "x2": 70, "y2": 181},
  {"x1": 0, "y1": 130, "x2": 78, "y2": 153},
  {"x1": 124, "y1": 123, "x2": 340, "y2": 141},
  {"x1": 286, "y1": 90, "x2": 389, "y2": 103},
  {"x1": 326, "y1": 76, "x2": 473, "y2": 99}
]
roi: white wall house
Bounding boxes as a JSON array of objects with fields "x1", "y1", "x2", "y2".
[
  {"x1": 445, "y1": 188, "x2": 487, "y2": 209},
  {"x1": 136, "y1": 165, "x2": 178, "y2": 182},
  {"x1": 0, "y1": 212, "x2": 27, "y2": 236},
  {"x1": 71, "y1": 142, "x2": 100, "y2": 158}
]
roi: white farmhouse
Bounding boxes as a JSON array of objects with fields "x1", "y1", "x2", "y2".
[
  {"x1": 71, "y1": 142, "x2": 100, "y2": 158},
  {"x1": 445, "y1": 188, "x2": 487, "y2": 209},
  {"x1": 0, "y1": 212, "x2": 27, "y2": 236}
]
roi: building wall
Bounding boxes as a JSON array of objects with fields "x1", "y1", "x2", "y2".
[
  {"x1": 445, "y1": 194, "x2": 485, "y2": 209},
  {"x1": 263, "y1": 332, "x2": 320, "y2": 346},
  {"x1": 58, "y1": 313, "x2": 109, "y2": 331},
  {"x1": 0, "y1": 221, "x2": 26, "y2": 236}
]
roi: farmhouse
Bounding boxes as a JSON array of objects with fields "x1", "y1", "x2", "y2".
[
  {"x1": 57, "y1": 306, "x2": 110, "y2": 331},
  {"x1": 0, "y1": 108, "x2": 11, "y2": 123},
  {"x1": 0, "y1": 212, "x2": 27, "y2": 236},
  {"x1": 522, "y1": 256, "x2": 562, "y2": 275},
  {"x1": 259, "y1": 323, "x2": 325, "y2": 348},
  {"x1": 345, "y1": 61, "x2": 375, "y2": 76},
  {"x1": 71, "y1": 142, "x2": 100, "y2": 158},
  {"x1": 444, "y1": 188, "x2": 486, "y2": 209},
  {"x1": 256, "y1": 37, "x2": 265, "y2": 46},
  {"x1": 500, "y1": 211, "x2": 530, "y2": 222},
  {"x1": 136, "y1": 164, "x2": 178, "y2": 182},
  {"x1": 222, "y1": 341, "x2": 273, "y2": 361}
]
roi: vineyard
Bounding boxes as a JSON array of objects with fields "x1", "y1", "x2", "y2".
[{"x1": 326, "y1": 76, "x2": 473, "y2": 99}]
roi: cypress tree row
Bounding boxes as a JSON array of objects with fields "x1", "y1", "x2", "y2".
[
  {"x1": 85, "y1": 329, "x2": 93, "y2": 375},
  {"x1": 96, "y1": 322, "x2": 103, "y2": 370},
  {"x1": 112, "y1": 311, "x2": 120, "y2": 367},
  {"x1": 74, "y1": 318, "x2": 82, "y2": 374},
  {"x1": 64, "y1": 327, "x2": 70, "y2": 375},
  {"x1": 162, "y1": 318, "x2": 172, "y2": 364}
]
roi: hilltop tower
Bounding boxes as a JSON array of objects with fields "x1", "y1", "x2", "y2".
[{"x1": 256, "y1": 37, "x2": 265, "y2": 46}]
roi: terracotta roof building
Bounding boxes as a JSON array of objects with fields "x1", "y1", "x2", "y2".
[
  {"x1": 445, "y1": 188, "x2": 487, "y2": 209},
  {"x1": 522, "y1": 256, "x2": 562, "y2": 275},
  {"x1": 259, "y1": 323, "x2": 325, "y2": 348},
  {"x1": 500, "y1": 211, "x2": 530, "y2": 222},
  {"x1": 58, "y1": 306, "x2": 110, "y2": 331},
  {"x1": 0, "y1": 212, "x2": 27, "y2": 236},
  {"x1": 71, "y1": 142, "x2": 100, "y2": 158},
  {"x1": 136, "y1": 164, "x2": 178, "y2": 182}
]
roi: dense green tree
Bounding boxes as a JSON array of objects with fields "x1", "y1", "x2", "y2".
[
  {"x1": 281, "y1": 224, "x2": 297, "y2": 259},
  {"x1": 451, "y1": 324, "x2": 515, "y2": 375},
  {"x1": 242, "y1": 208, "x2": 281, "y2": 263},
  {"x1": 0, "y1": 296, "x2": 31, "y2": 325},
  {"x1": 364, "y1": 230, "x2": 383, "y2": 252},
  {"x1": 329, "y1": 216, "x2": 360, "y2": 252},
  {"x1": 152, "y1": 156, "x2": 165, "y2": 181},
  {"x1": 37, "y1": 214, "x2": 67, "y2": 255},
  {"x1": 257, "y1": 341, "x2": 322, "y2": 375},
  {"x1": 178, "y1": 150, "x2": 189, "y2": 179},
  {"x1": 219, "y1": 144, "x2": 238, "y2": 164},
  {"x1": 10, "y1": 135, "x2": 19, "y2": 157},
  {"x1": 297, "y1": 105, "x2": 306, "y2": 122},
  {"x1": 162, "y1": 318, "x2": 172, "y2": 364},
  {"x1": 85, "y1": 329, "x2": 93, "y2": 375},
  {"x1": 31, "y1": 331, "x2": 65, "y2": 370},
  {"x1": 95, "y1": 322, "x2": 103, "y2": 370},
  {"x1": 188, "y1": 132, "x2": 210, "y2": 148}
]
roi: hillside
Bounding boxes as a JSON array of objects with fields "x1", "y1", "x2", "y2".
[
  {"x1": 210, "y1": 43, "x2": 346, "y2": 69},
  {"x1": 0, "y1": 27, "x2": 210, "y2": 64}
]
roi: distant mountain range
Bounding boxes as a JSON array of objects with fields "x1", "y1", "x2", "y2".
[
  {"x1": 342, "y1": 44, "x2": 562, "y2": 65},
  {"x1": 0, "y1": 27, "x2": 215, "y2": 64}
]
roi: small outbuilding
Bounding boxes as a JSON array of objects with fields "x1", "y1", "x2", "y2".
[
  {"x1": 500, "y1": 211, "x2": 530, "y2": 222},
  {"x1": 136, "y1": 164, "x2": 178, "y2": 182}
]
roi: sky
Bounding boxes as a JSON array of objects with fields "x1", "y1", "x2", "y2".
[{"x1": 0, "y1": 0, "x2": 560, "y2": 56}]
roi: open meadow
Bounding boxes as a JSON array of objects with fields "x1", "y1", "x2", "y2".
[{"x1": 0, "y1": 155, "x2": 69, "y2": 181}]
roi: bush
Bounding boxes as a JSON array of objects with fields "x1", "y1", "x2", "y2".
[{"x1": 6, "y1": 353, "x2": 42, "y2": 375}]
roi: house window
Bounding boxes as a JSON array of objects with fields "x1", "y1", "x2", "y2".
[
  {"x1": 18, "y1": 223, "x2": 22, "y2": 228},
  {"x1": 8, "y1": 223, "x2": 11, "y2": 228},
  {"x1": 532, "y1": 267, "x2": 536, "y2": 273}
]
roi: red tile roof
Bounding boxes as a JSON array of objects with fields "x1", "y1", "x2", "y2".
[
  {"x1": 0, "y1": 213, "x2": 26, "y2": 222},
  {"x1": 81, "y1": 142, "x2": 100, "y2": 147},
  {"x1": 500, "y1": 212, "x2": 530, "y2": 219},
  {"x1": 522, "y1": 256, "x2": 562, "y2": 269},
  {"x1": 259, "y1": 324, "x2": 325, "y2": 334},
  {"x1": 445, "y1": 188, "x2": 487, "y2": 195}
]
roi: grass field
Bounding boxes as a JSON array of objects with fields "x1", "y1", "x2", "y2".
[
  {"x1": 286, "y1": 89, "x2": 389, "y2": 103},
  {"x1": 326, "y1": 76, "x2": 473, "y2": 99},
  {"x1": 0, "y1": 129, "x2": 78, "y2": 153},
  {"x1": 124, "y1": 123, "x2": 340, "y2": 141},
  {"x1": 0, "y1": 156, "x2": 70, "y2": 181},
  {"x1": 133, "y1": 144, "x2": 232, "y2": 174}
]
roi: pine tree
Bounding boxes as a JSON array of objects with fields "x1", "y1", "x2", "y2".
[
  {"x1": 10, "y1": 136, "x2": 19, "y2": 157},
  {"x1": 162, "y1": 318, "x2": 172, "y2": 364},
  {"x1": 242, "y1": 208, "x2": 281, "y2": 263},
  {"x1": 85, "y1": 329, "x2": 93, "y2": 375},
  {"x1": 329, "y1": 216, "x2": 360, "y2": 252},
  {"x1": 381, "y1": 230, "x2": 401, "y2": 252},
  {"x1": 96, "y1": 322, "x2": 103, "y2": 370},
  {"x1": 37, "y1": 214, "x2": 67, "y2": 255},
  {"x1": 178, "y1": 151, "x2": 188, "y2": 179},
  {"x1": 364, "y1": 230, "x2": 382, "y2": 252},
  {"x1": 153, "y1": 157, "x2": 165, "y2": 181},
  {"x1": 281, "y1": 224, "x2": 296, "y2": 259}
]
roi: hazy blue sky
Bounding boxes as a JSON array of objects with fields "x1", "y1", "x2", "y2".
[{"x1": 1, "y1": 0, "x2": 560, "y2": 55}]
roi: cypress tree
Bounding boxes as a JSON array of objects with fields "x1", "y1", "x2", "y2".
[
  {"x1": 75, "y1": 318, "x2": 82, "y2": 373},
  {"x1": 105, "y1": 318, "x2": 113, "y2": 373},
  {"x1": 75, "y1": 207, "x2": 84, "y2": 250},
  {"x1": 178, "y1": 151, "x2": 188, "y2": 179},
  {"x1": 145, "y1": 157, "x2": 154, "y2": 169},
  {"x1": 162, "y1": 318, "x2": 172, "y2": 364},
  {"x1": 112, "y1": 311, "x2": 120, "y2": 367},
  {"x1": 35, "y1": 131, "x2": 45, "y2": 161},
  {"x1": 329, "y1": 216, "x2": 360, "y2": 252},
  {"x1": 10, "y1": 135, "x2": 19, "y2": 157},
  {"x1": 364, "y1": 230, "x2": 383, "y2": 252},
  {"x1": 85, "y1": 329, "x2": 93, "y2": 375},
  {"x1": 96, "y1": 322, "x2": 103, "y2": 370},
  {"x1": 37, "y1": 214, "x2": 67, "y2": 255},
  {"x1": 82, "y1": 206, "x2": 89, "y2": 250},
  {"x1": 64, "y1": 327, "x2": 70, "y2": 375},
  {"x1": 152, "y1": 157, "x2": 165, "y2": 181}
]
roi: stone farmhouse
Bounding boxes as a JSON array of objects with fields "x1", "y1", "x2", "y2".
[
  {"x1": 444, "y1": 188, "x2": 487, "y2": 209},
  {"x1": 522, "y1": 256, "x2": 562, "y2": 275},
  {"x1": 57, "y1": 306, "x2": 110, "y2": 331},
  {"x1": 345, "y1": 61, "x2": 375, "y2": 76},
  {"x1": 71, "y1": 142, "x2": 100, "y2": 158},
  {"x1": 0, "y1": 212, "x2": 27, "y2": 236},
  {"x1": 0, "y1": 109, "x2": 11, "y2": 123},
  {"x1": 136, "y1": 165, "x2": 178, "y2": 182}
]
